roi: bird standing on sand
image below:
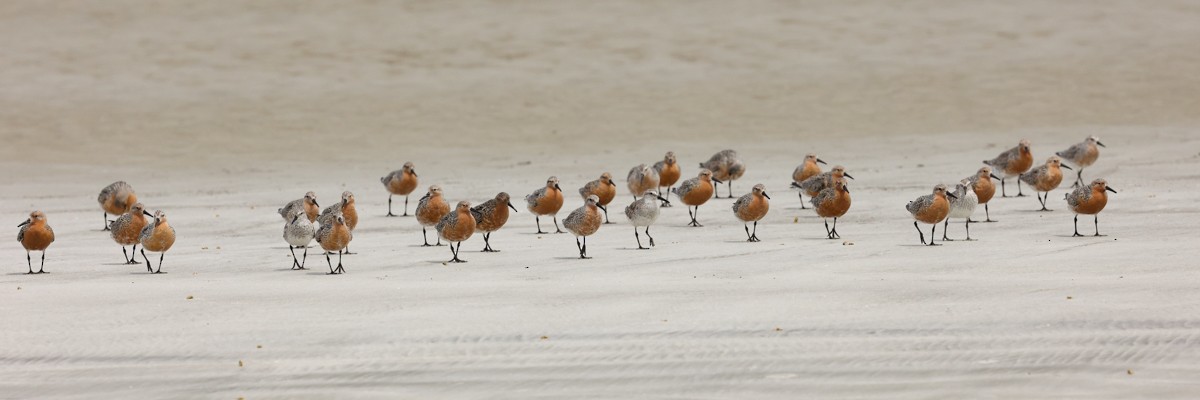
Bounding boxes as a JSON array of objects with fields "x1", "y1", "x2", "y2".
[
  {"x1": 653, "y1": 151, "x2": 680, "y2": 206},
  {"x1": 965, "y1": 167, "x2": 1001, "y2": 222},
  {"x1": 563, "y1": 195, "x2": 605, "y2": 259},
  {"x1": 627, "y1": 164, "x2": 659, "y2": 201},
  {"x1": 279, "y1": 191, "x2": 320, "y2": 223},
  {"x1": 318, "y1": 191, "x2": 358, "y2": 253},
  {"x1": 943, "y1": 179, "x2": 978, "y2": 241},
  {"x1": 811, "y1": 180, "x2": 851, "y2": 239},
  {"x1": 381, "y1": 162, "x2": 420, "y2": 216},
  {"x1": 138, "y1": 210, "x2": 175, "y2": 274},
  {"x1": 17, "y1": 211, "x2": 54, "y2": 274},
  {"x1": 437, "y1": 201, "x2": 477, "y2": 263},
  {"x1": 527, "y1": 176, "x2": 565, "y2": 234},
  {"x1": 110, "y1": 203, "x2": 152, "y2": 264},
  {"x1": 674, "y1": 169, "x2": 720, "y2": 227},
  {"x1": 1066, "y1": 179, "x2": 1117, "y2": 237},
  {"x1": 415, "y1": 185, "x2": 451, "y2": 246},
  {"x1": 907, "y1": 184, "x2": 956, "y2": 246},
  {"x1": 579, "y1": 173, "x2": 617, "y2": 224},
  {"x1": 1056, "y1": 136, "x2": 1106, "y2": 188},
  {"x1": 471, "y1": 192, "x2": 519, "y2": 252},
  {"x1": 984, "y1": 139, "x2": 1034, "y2": 197},
  {"x1": 283, "y1": 209, "x2": 316, "y2": 270},
  {"x1": 625, "y1": 189, "x2": 670, "y2": 249},
  {"x1": 701, "y1": 149, "x2": 744, "y2": 198},
  {"x1": 796, "y1": 165, "x2": 854, "y2": 201},
  {"x1": 316, "y1": 215, "x2": 352, "y2": 274},
  {"x1": 1020, "y1": 156, "x2": 1071, "y2": 211},
  {"x1": 731, "y1": 184, "x2": 770, "y2": 242},
  {"x1": 791, "y1": 154, "x2": 827, "y2": 209},
  {"x1": 98, "y1": 181, "x2": 137, "y2": 231}
]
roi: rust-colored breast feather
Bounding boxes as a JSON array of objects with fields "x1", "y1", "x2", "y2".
[
  {"x1": 681, "y1": 182, "x2": 714, "y2": 206},
  {"x1": 915, "y1": 197, "x2": 950, "y2": 224},
  {"x1": 321, "y1": 225, "x2": 352, "y2": 251},
  {"x1": 477, "y1": 205, "x2": 510, "y2": 232},
  {"x1": 816, "y1": 193, "x2": 851, "y2": 218},
  {"x1": 736, "y1": 196, "x2": 770, "y2": 222},
  {"x1": 576, "y1": 210, "x2": 603, "y2": 236},
  {"x1": 142, "y1": 224, "x2": 176, "y2": 252},
  {"x1": 974, "y1": 179, "x2": 996, "y2": 204},
  {"x1": 343, "y1": 204, "x2": 358, "y2": 230},
  {"x1": 103, "y1": 193, "x2": 137, "y2": 215},
  {"x1": 113, "y1": 217, "x2": 147, "y2": 245},
  {"x1": 1079, "y1": 146, "x2": 1100, "y2": 167},
  {"x1": 659, "y1": 164, "x2": 681, "y2": 187},
  {"x1": 389, "y1": 173, "x2": 419, "y2": 195},
  {"x1": 21, "y1": 223, "x2": 54, "y2": 251},
  {"x1": 593, "y1": 184, "x2": 616, "y2": 206},
  {"x1": 303, "y1": 201, "x2": 320, "y2": 223},
  {"x1": 442, "y1": 212, "x2": 476, "y2": 242},
  {"x1": 1073, "y1": 191, "x2": 1109, "y2": 215},
  {"x1": 1034, "y1": 168, "x2": 1063, "y2": 191},
  {"x1": 531, "y1": 189, "x2": 564, "y2": 215},
  {"x1": 795, "y1": 162, "x2": 821, "y2": 182},
  {"x1": 1008, "y1": 151, "x2": 1034, "y2": 176},
  {"x1": 417, "y1": 198, "x2": 450, "y2": 225}
]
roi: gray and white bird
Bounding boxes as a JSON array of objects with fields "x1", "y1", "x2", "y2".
[
  {"x1": 283, "y1": 209, "x2": 316, "y2": 270},
  {"x1": 700, "y1": 149, "x2": 745, "y2": 198},
  {"x1": 1056, "y1": 135, "x2": 1106, "y2": 188},
  {"x1": 624, "y1": 189, "x2": 670, "y2": 249},
  {"x1": 943, "y1": 179, "x2": 979, "y2": 241},
  {"x1": 627, "y1": 164, "x2": 660, "y2": 201}
]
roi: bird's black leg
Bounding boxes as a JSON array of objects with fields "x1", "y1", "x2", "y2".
[
  {"x1": 964, "y1": 219, "x2": 975, "y2": 241},
  {"x1": 535, "y1": 216, "x2": 545, "y2": 234},
  {"x1": 661, "y1": 188, "x2": 672, "y2": 207},
  {"x1": 1073, "y1": 214, "x2": 1083, "y2": 237},
  {"x1": 1037, "y1": 192, "x2": 1051, "y2": 211},
  {"x1": 38, "y1": 251, "x2": 46, "y2": 274},
  {"x1": 326, "y1": 252, "x2": 335, "y2": 274},
  {"x1": 1073, "y1": 169, "x2": 1083, "y2": 188},
  {"x1": 554, "y1": 216, "x2": 564, "y2": 234},
  {"x1": 300, "y1": 247, "x2": 308, "y2": 269},
  {"x1": 102, "y1": 212, "x2": 110, "y2": 231},
  {"x1": 646, "y1": 226, "x2": 655, "y2": 247},
  {"x1": 942, "y1": 219, "x2": 951, "y2": 241},
  {"x1": 422, "y1": 227, "x2": 432, "y2": 246},
  {"x1": 750, "y1": 221, "x2": 760, "y2": 242},
  {"x1": 824, "y1": 219, "x2": 832, "y2": 239},
  {"x1": 603, "y1": 207, "x2": 612, "y2": 224},
  {"x1": 289, "y1": 246, "x2": 300, "y2": 270},
  {"x1": 1093, "y1": 215, "x2": 1104, "y2": 237},
  {"x1": 387, "y1": 195, "x2": 396, "y2": 217},
  {"x1": 335, "y1": 250, "x2": 345, "y2": 274},
  {"x1": 1000, "y1": 179, "x2": 1008, "y2": 198},
  {"x1": 928, "y1": 224, "x2": 940, "y2": 246},
  {"x1": 831, "y1": 217, "x2": 840, "y2": 239},
  {"x1": 142, "y1": 249, "x2": 152, "y2": 273},
  {"x1": 26, "y1": 252, "x2": 33, "y2": 274},
  {"x1": 744, "y1": 223, "x2": 753, "y2": 242},
  {"x1": 914, "y1": 221, "x2": 926, "y2": 244},
  {"x1": 581, "y1": 236, "x2": 590, "y2": 259},
  {"x1": 727, "y1": 181, "x2": 734, "y2": 198},
  {"x1": 403, "y1": 195, "x2": 410, "y2": 216},
  {"x1": 575, "y1": 237, "x2": 584, "y2": 258},
  {"x1": 634, "y1": 227, "x2": 646, "y2": 249},
  {"x1": 1017, "y1": 179, "x2": 1027, "y2": 197},
  {"x1": 154, "y1": 253, "x2": 165, "y2": 274},
  {"x1": 984, "y1": 203, "x2": 996, "y2": 222},
  {"x1": 799, "y1": 192, "x2": 808, "y2": 209}
]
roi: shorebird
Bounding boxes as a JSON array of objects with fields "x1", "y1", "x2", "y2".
[
  {"x1": 471, "y1": 192, "x2": 518, "y2": 252},
  {"x1": 1056, "y1": 136, "x2": 1106, "y2": 188},
  {"x1": 98, "y1": 181, "x2": 137, "y2": 231},
  {"x1": 673, "y1": 169, "x2": 720, "y2": 227},
  {"x1": 110, "y1": 203, "x2": 152, "y2": 264},
  {"x1": 701, "y1": 149, "x2": 744, "y2": 198},
  {"x1": 795, "y1": 165, "x2": 854, "y2": 202},
  {"x1": 907, "y1": 184, "x2": 956, "y2": 246},
  {"x1": 791, "y1": 154, "x2": 827, "y2": 209},
  {"x1": 563, "y1": 195, "x2": 604, "y2": 259},
  {"x1": 381, "y1": 162, "x2": 419, "y2": 216},
  {"x1": 579, "y1": 173, "x2": 617, "y2": 224},
  {"x1": 316, "y1": 215, "x2": 352, "y2": 274},
  {"x1": 138, "y1": 210, "x2": 175, "y2": 274},
  {"x1": 943, "y1": 179, "x2": 978, "y2": 241},
  {"x1": 17, "y1": 211, "x2": 54, "y2": 274},
  {"x1": 624, "y1": 189, "x2": 669, "y2": 249},
  {"x1": 1066, "y1": 179, "x2": 1117, "y2": 237},
  {"x1": 1020, "y1": 156, "x2": 1071, "y2": 211},
  {"x1": 527, "y1": 176, "x2": 565, "y2": 234},
  {"x1": 278, "y1": 191, "x2": 319, "y2": 223},
  {"x1": 965, "y1": 167, "x2": 1001, "y2": 222},
  {"x1": 317, "y1": 191, "x2": 358, "y2": 253},
  {"x1": 283, "y1": 209, "x2": 316, "y2": 270},
  {"x1": 732, "y1": 184, "x2": 771, "y2": 242},
  {"x1": 627, "y1": 164, "x2": 660, "y2": 201},
  {"x1": 984, "y1": 139, "x2": 1034, "y2": 197},
  {"x1": 416, "y1": 185, "x2": 451, "y2": 246},
  {"x1": 437, "y1": 201, "x2": 476, "y2": 263},
  {"x1": 811, "y1": 180, "x2": 851, "y2": 239},
  {"x1": 653, "y1": 151, "x2": 680, "y2": 206}
]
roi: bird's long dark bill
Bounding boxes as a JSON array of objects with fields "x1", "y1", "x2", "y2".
[
  {"x1": 947, "y1": 193, "x2": 958, "y2": 199},
  {"x1": 1097, "y1": 142, "x2": 1106, "y2": 147},
  {"x1": 844, "y1": 173, "x2": 855, "y2": 180},
  {"x1": 598, "y1": 205, "x2": 607, "y2": 212},
  {"x1": 712, "y1": 178, "x2": 723, "y2": 184},
  {"x1": 18, "y1": 219, "x2": 30, "y2": 227},
  {"x1": 1106, "y1": 187, "x2": 1118, "y2": 193},
  {"x1": 554, "y1": 184, "x2": 562, "y2": 191},
  {"x1": 762, "y1": 192, "x2": 771, "y2": 199},
  {"x1": 655, "y1": 195, "x2": 671, "y2": 204},
  {"x1": 143, "y1": 211, "x2": 154, "y2": 217},
  {"x1": 817, "y1": 159, "x2": 827, "y2": 165},
  {"x1": 990, "y1": 174, "x2": 1001, "y2": 180},
  {"x1": 1060, "y1": 164, "x2": 1073, "y2": 170},
  {"x1": 312, "y1": 200, "x2": 319, "y2": 208},
  {"x1": 508, "y1": 203, "x2": 519, "y2": 212}
]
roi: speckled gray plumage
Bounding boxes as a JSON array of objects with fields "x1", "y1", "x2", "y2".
[
  {"x1": 17, "y1": 223, "x2": 51, "y2": 243},
  {"x1": 731, "y1": 192, "x2": 755, "y2": 213},
  {"x1": 810, "y1": 186, "x2": 839, "y2": 208},
  {"x1": 315, "y1": 219, "x2": 352, "y2": 247},
  {"x1": 701, "y1": 150, "x2": 744, "y2": 181},
  {"x1": 138, "y1": 217, "x2": 175, "y2": 244},
  {"x1": 948, "y1": 181, "x2": 977, "y2": 219},
  {"x1": 526, "y1": 186, "x2": 550, "y2": 208},
  {"x1": 1065, "y1": 185, "x2": 1093, "y2": 209},
  {"x1": 1019, "y1": 163, "x2": 1053, "y2": 186},
  {"x1": 316, "y1": 202, "x2": 343, "y2": 227},
  {"x1": 906, "y1": 194, "x2": 935, "y2": 215},
  {"x1": 283, "y1": 212, "x2": 316, "y2": 247},
  {"x1": 624, "y1": 194, "x2": 660, "y2": 227},
  {"x1": 98, "y1": 181, "x2": 135, "y2": 208},
  {"x1": 627, "y1": 164, "x2": 659, "y2": 189},
  {"x1": 799, "y1": 171, "x2": 835, "y2": 194},
  {"x1": 673, "y1": 176, "x2": 702, "y2": 198}
]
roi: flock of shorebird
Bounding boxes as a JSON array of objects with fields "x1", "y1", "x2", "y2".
[{"x1": 14, "y1": 136, "x2": 1115, "y2": 275}]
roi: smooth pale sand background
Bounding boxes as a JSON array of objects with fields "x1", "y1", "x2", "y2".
[{"x1": 3, "y1": 0, "x2": 1200, "y2": 398}]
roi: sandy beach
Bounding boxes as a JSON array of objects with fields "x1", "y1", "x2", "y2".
[{"x1": 3, "y1": 0, "x2": 1200, "y2": 398}]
